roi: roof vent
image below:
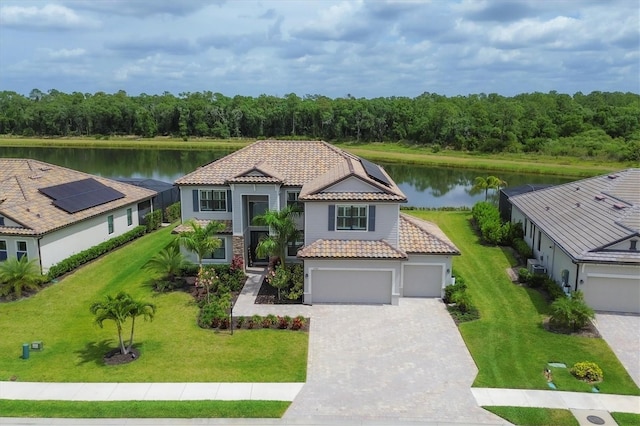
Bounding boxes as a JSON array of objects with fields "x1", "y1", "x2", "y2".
[
  {"x1": 576, "y1": 202, "x2": 580, "y2": 207},
  {"x1": 575, "y1": 187, "x2": 580, "y2": 191},
  {"x1": 608, "y1": 174, "x2": 619, "y2": 179},
  {"x1": 595, "y1": 195, "x2": 605, "y2": 201},
  {"x1": 613, "y1": 203, "x2": 626, "y2": 210},
  {"x1": 545, "y1": 206, "x2": 550, "y2": 211}
]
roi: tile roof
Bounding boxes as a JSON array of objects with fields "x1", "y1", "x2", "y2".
[
  {"x1": 175, "y1": 140, "x2": 406, "y2": 201},
  {"x1": 509, "y1": 168, "x2": 640, "y2": 264},
  {"x1": 0, "y1": 159, "x2": 155, "y2": 237},
  {"x1": 297, "y1": 214, "x2": 460, "y2": 259},
  {"x1": 172, "y1": 219, "x2": 233, "y2": 234},
  {"x1": 297, "y1": 239, "x2": 407, "y2": 259},
  {"x1": 399, "y1": 214, "x2": 461, "y2": 254}
]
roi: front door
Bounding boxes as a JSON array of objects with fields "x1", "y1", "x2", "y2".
[{"x1": 250, "y1": 231, "x2": 269, "y2": 266}]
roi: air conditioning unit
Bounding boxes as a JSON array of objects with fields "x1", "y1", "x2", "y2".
[
  {"x1": 527, "y1": 259, "x2": 539, "y2": 274},
  {"x1": 531, "y1": 265, "x2": 547, "y2": 275}
]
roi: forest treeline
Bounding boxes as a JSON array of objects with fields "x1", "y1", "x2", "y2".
[{"x1": 0, "y1": 89, "x2": 638, "y2": 161}]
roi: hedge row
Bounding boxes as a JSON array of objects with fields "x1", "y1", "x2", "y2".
[
  {"x1": 47, "y1": 225, "x2": 147, "y2": 280},
  {"x1": 144, "y1": 210, "x2": 163, "y2": 232},
  {"x1": 471, "y1": 201, "x2": 522, "y2": 245}
]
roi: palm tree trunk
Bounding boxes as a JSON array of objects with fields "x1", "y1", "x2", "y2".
[
  {"x1": 117, "y1": 325, "x2": 127, "y2": 354},
  {"x1": 127, "y1": 317, "x2": 136, "y2": 352}
]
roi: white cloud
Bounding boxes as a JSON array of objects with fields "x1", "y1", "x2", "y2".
[
  {"x1": 0, "y1": 3, "x2": 99, "y2": 30},
  {"x1": 43, "y1": 48, "x2": 87, "y2": 59}
]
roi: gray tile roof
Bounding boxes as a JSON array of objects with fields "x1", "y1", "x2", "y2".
[
  {"x1": 509, "y1": 169, "x2": 640, "y2": 264},
  {"x1": 0, "y1": 159, "x2": 155, "y2": 237}
]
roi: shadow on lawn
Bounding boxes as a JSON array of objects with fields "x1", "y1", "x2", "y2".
[{"x1": 74, "y1": 339, "x2": 113, "y2": 366}]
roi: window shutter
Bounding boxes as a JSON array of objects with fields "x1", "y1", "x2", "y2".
[
  {"x1": 328, "y1": 205, "x2": 335, "y2": 231},
  {"x1": 226, "y1": 189, "x2": 232, "y2": 212},
  {"x1": 192, "y1": 189, "x2": 199, "y2": 212},
  {"x1": 368, "y1": 205, "x2": 376, "y2": 232}
]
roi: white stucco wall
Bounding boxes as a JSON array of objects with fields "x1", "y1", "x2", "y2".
[
  {"x1": 0, "y1": 235, "x2": 38, "y2": 264},
  {"x1": 39, "y1": 204, "x2": 140, "y2": 272},
  {"x1": 304, "y1": 202, "x2": 399, "y2": 246},
  {"x1": 180, "y1": 186, "x2": 233, "y2": 223}
]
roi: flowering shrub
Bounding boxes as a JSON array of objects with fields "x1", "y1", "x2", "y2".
[
  {"x1": 230, "y1": 255, "x2": 244, "y2": 272},
  {"x1": 290, "y1": 315, "x2": 306, "y2": 330},
  {"x1": 570, "y1": 361, "x2": 603, "y2": 383},
  {"x1": 195, "y1": 266, "x2": 218, "y2": 303}
]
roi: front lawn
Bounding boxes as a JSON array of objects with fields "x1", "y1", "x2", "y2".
[
  {"x1": 0, "y1": 226, "x2": 307, "y2": 383},
  {"x1": 408, "y1": 211, "x2": 639, "y2": 395}
]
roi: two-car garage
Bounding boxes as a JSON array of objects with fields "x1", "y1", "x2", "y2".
[{"x1": 310, "y1": 269, "x2": 394, "y2": 304}]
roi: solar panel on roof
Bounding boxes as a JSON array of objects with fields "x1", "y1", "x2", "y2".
[
  {"x1": 360, "y1": 158, "x2": 391, "y2": 187},
  {"x1": 39, "y1": 178, "x2": 125, "y2": 213}
]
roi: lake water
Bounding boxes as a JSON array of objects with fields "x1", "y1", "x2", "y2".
[{"x1": 0, "y1": 146, "x2": 574, "y2": 207}]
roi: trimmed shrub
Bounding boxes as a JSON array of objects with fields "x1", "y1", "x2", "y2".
[
  {"x1": 570, "y1": 361, "x2": 603, "y2": 383},
  {"x1": 549, "y1": 290, "x2": 595, "y2": 331},
  {"x1": 165, "y1": 202, "x2": 181, "y2": 223},
  {"x1": 518, "y1": 268, "x2": 531, "y2": 283},
  {"x1": 144, "y1": 210, "x2": 162, "y2": 232},
  {"x1": 513, "y1": 238, "x2": 533, "y2": 260},
  {"x1": 472, "y1": 201, "x2": 517, "y2": 245},
  {"x1": 47, "y1": 225, "x2": 146, "y2": 280},
  {"x1": 444, "y1": 279, "x2": 467, "y2": 304}
]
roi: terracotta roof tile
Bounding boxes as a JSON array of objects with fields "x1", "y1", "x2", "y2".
[
  {"x1": 399, "y1": 214, "x2": 461, "y2": 254},
  {"x1": 0, "y1": 159, "x2": 155, "y2": 237},
  {"x1": 297, "y1": 239, "x2": 407, "y2": 259},
  {"x1": 173, "y1": 219, "x2": 232, "y2": 234}
]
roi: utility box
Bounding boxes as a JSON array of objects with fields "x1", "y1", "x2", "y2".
[
  {"x1": 31, "y1": 341, "x2": 43, "y2": 351},
  {"x1": 22, "y1": 343, "x2": 29, "y2": 360},
  {"x1": 531, "y1": 265, "x2": 547, "y2": 275}
]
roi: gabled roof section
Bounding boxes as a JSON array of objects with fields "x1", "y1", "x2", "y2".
[
  {"x1": 175, "y1": 140, "x2": 349, "y2": 186},
  {"x1": 226, "y1": 160, "x2": 285, "y2": 184},
  {"x1": 0, "y1": 159, "x2": 155, "y2": 237},
  {"x1": 299, "y1": 155, "x2": 406, "y2": 202},
  {"x1": 399, "y1": 214, "x2": 461, "y2": 255},
  {"x1": 509, "y1": 168, "x2": 640, "y2": 264}
]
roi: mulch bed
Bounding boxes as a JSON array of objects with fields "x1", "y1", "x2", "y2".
[
  {"x1": 542, "y1": 317, "x2": 601, "y2": 338},
  {"x1": 103, "y1": 348, "x2": 141, "y2": 366},
  {"x1": 254, "y1": 279, "x2": 302, "y2": 305}
]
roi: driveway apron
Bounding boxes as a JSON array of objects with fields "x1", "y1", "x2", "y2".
[
  {"x1": 595, "y1": 313, "x2": 640, "y2": 388},
  {"x1": 284, "y1": 298, "x2": 505, "y2": 424}
]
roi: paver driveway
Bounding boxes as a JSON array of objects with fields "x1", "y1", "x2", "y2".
[{"x1": 284, "y1": 298, "x2": 505, "y2": 424}]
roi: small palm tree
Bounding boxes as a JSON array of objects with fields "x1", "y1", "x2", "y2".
[
  {"x1": 126, "y1": 298, "x2": 156, "y2": 353},
  {"x1": 90, "y1": 292, "x2": 133, "y2": 355},
  {"x1": 472, "y1": 175, "x2": 507, "y2": 201},
  {"x1": 0, "y1": 256, "x2": 43, "y2": 299},
  {"x1": 144, "y1": 245, "x2": 190, "y2": 284},
  {"x1": 177, "y1": 220, "x2": 225, "y2": 270},
  {"x1": 253, "y1": 205, "x2": 301, "y2": 268}
]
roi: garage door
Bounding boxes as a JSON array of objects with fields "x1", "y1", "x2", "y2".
[
  {"x1": 403, "y1": 264, "x2": 443, "y2": 297},
  {"x1": 583, "y1": 277, "x2": 640, "y2": 314},
  {"x1": 311, "y1": 269, "x2": 392, "y2": 304}
]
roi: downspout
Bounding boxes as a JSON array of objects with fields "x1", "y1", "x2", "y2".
[
  {"x1": 574, "y1": 263, "x2": 580, "y2": 292},
  {"x1": 37, "y1": 236, "x2": 43, "y2": 275}
]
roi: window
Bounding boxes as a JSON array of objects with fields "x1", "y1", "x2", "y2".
[
  {"x1": 127, "y1": 208, "x2": 132, "y2": 226},
  {"x1": 0, "y1": 240, "x2": 6, "y2": 261},
  {"x1": 107, "y1": 215, "x2": 114, "y2": 234},
  {"x1": 200, "y1": 190, "x2": 226, "y2": 211},
  {"x1": 287, "y1": 232, "x2": 304, "y2": 256},
  {"x1": 287, "y1": 191, "x2": 304, "y2": 212},
  {"x1": 537, "y1": 230, "x2": 541, "y2": 251},
  {"x1": 16, "y1": 241, "x2": 27, "y2": 260},
  {"x1": 337, "y1": 205, "x2": 367, "y2": 230},
  {"x1": 0, "y1": 216, "x2": 4, "y2": 226},
  {"x1": 524, "y1": 219, "x2": 528, "y2": 237},
  {"x1": 212, "y1": 238, "x2": 225, "y2": 260},
  {"x1": 631, "y1": 240, "x2": 638, "y2": 251}
]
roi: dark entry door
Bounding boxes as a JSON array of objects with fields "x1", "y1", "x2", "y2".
[{"x1": 249, "y1": 231, "x2": 269, "y2": 265}]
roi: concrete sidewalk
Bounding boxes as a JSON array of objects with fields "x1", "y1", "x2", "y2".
[
  {"x1": 471, "y1": 388, "x2": 640, "y2": 413},
  {"x1": 0, "y1": 382, "x2": 303, "y2": 402}
]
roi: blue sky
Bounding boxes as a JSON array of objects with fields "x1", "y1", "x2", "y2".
[{"x1": 1, "y1": 0, "x2": 638, "y2": 98}]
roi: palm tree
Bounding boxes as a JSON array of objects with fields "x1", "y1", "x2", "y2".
[
  {"x1": 90, "y1": 292, "x2": 133, "y2": 355},
  {"x1": 0, "y1": 256, "x2": 43, "y2": 299},
  {"x1": 177, "y1": 220, "x2": 225, "y2": 270},
  {"x1": 90, "y1": 292, "x2": 156, "y2": 355},
  {"x1": 253, "y1": 205, "x2": 301, "y2": 268},
  {"x1": 126, "y1": 298, "x2": 156, "y2": 353},
  {"x1": 144, "y1": 245, "x2": 190, "y2": 284},
  {"x1": 472, "y1": 175, "x2": 507, "y2": 201}
]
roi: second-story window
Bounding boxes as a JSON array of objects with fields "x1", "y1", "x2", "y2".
[
  {"x1": 336, "y1": 205, "x2": 367, "y2": 231},
  {"x1": 287, "y1": 191, "x2": 304, "y2": 212},
  {"x1": 200, "y1": 190, "x2": 226, "y2": 211}
]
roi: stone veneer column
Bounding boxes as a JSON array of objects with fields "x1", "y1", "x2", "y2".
[{"x1": 232, "y1": 236, "x2": 245, "y2": 265}]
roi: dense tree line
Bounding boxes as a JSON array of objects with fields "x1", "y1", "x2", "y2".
[{"x1": 0, "y1": 89, "x2": 638, "y2": 160}]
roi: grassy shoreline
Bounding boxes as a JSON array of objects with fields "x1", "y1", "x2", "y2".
[{"x1": 1, "y1": 136, "x2": 632, "y2": 178}]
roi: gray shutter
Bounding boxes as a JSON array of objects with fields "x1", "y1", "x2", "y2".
[
  {"x1": 368, "y1": 205, "x2": 376, "y2": 232},
  {"x1": 328, "y1": 205, "x2": 335, "y2": 231},
  {"x1": 226, "y1": 189, "x2": 232, "y2": 212},
  {"x1": 192, "y1": 189, "x2": 199, "y2": 212}
]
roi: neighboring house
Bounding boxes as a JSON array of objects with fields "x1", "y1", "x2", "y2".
[
  {"x1": 175, "y1": 140, "x2": 460, "y2": 305},
  {"x1": 0, "y1": 159, "x2": 155, "y2": 274},
  {"x1": 115, "y1": 178, "x2": 179, "y2": 222},
  {"x1": 508, "y1": 169, "x2": 640, "y2": 314}
]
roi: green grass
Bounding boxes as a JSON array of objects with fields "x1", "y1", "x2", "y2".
[
  {"x1": 484, "y1": 406, "x2": 578, "y2": 426},
  {"x1": 407, "y1": 211, "x2": 640, "y2": 395},
  {"x1": 611, "y1": 412, "x2": 640, "y2": 426},
  {"x1": 0, "y1": 400, "x2": 289, "y2": 418},
  {"x1": 0, "y1": 226, "x2": 308, "y2": 383}
]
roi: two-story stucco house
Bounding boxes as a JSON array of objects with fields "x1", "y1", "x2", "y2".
[
  {"x1": 508, "y1": 169, "x2": 640, "y2": 314},
  {"x1": 0, "y1": 159, "x2": 155, "y2": 274},
  {"x1": 175, "y1": 140, "x2": 459, "y2": 305}
]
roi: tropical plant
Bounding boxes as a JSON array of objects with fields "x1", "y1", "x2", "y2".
[
  {"x1": 177, "y1": 219, "x2": 225, "y2": 269},
  {"x1": 0, "y1": 256, "x2": 43, "y2": 299},
  {"x1": 144, "y1": 245, "x2": 190, "y2": 286},
  {"x1": 268, "y1": 264, "x2": 291, "y2": 301},
  {"x1": 570, "y1": 361, "x2": 603, "y2": 383},
  {"x1": 472, "y1": 176, "x2": 507, "y2": 201},
  {"x1": 549, "y1": 290, "x2": 595, "y2": 332},
  {"x1": 252, "y1": 205, "x2": 301, "y2": 267},
  {"x1": 90, "y1": 292, "x2": 156, "y2": 355}
]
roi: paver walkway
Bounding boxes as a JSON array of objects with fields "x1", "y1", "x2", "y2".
[{"x1": 594, "y1": 313, "x2": 640, "y2": 388}]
